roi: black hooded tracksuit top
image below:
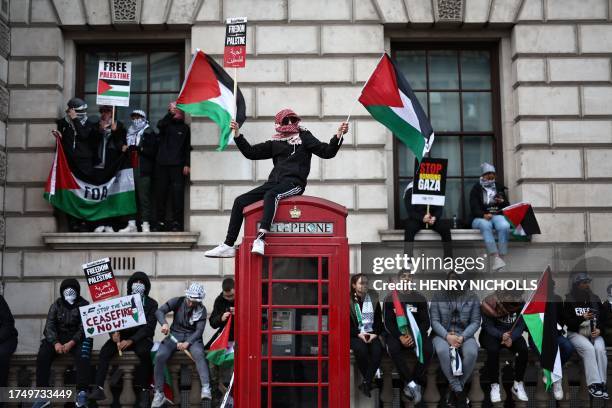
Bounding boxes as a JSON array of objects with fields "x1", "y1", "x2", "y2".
[{"x1": 43, "y1": 279, "x2": 89, "y2": 345}]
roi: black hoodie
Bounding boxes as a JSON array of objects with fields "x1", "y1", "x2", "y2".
[
  {"x1": 205, "y1": 293, "x2": 234, "y2": 349},
  {"x1": 0, "y1": 295, "x2": 18, "y2": 344},
  {"x1": 56, "y1": 117, "x2": 97, "y2": 177},
  {"x1": 469, "y1": 181, "x2": 510, "y2": 222},
  {"x1": 118, "y1": 271, "x2": 158, "y2": 343},
  {"x1": 156, "y1": 113, "x2": 191, "y2": 167},
  {"x1": 43, "y1": 279, "x2": 89, "y2": 345},
  {"x1": 563, "y1": 286, "x2": 602, "y2": 333},
  {"x1": 234, "y1": 129, "x2": 342, "y2": 188}
]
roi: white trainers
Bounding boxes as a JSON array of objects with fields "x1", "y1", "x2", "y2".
[
  {"x1": 200, "y1": 384, "x2": 212, "y2": 400},
  {"x1": 512, "y1": 380, "x2": 529, "y2": 401},
  {"x1": 103, "y1": 226, "x2": 114, "y2": 233},
  {"x1": 93, "y1": 225, "x2": 105, "y2": 233},
  {"x1": 150, "y1": 391, "x2": 167, "y2": 407},
  {"x1": 119, "y1": 220, "x2": 137, "y2": 233},
  {"x1": 141, "y1": 221, "x2": 151, "y2": 233},
  {"x1": 492, "y1": 255, "x2": 506, "y2": 271},
  {"x1": 490, "y1": 383, "x2": 501, "y2": 403},
  {"x1": 252, "y1": 237, "x2": 265, "y2": 255},
  {"x1": 552, "y1": 380, "x2": 564, "y2": 400},
  {"x1": 204, "y1": 243, "x2": 236, "y2": 258}
]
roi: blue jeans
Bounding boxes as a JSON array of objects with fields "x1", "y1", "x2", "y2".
[{"x1": 472, "y1": 215, "x2": 510, "y2": 255}]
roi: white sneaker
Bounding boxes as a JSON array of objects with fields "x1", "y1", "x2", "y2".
[
  {"x1": 490, "y1": 383, "x2": 501, "y2": 403},
  {"x1": 492, "y1": 255, "x2": 506, "y2": 271},
  {"x1": 200, "y1": 383, "x2": 212, "y2": 400},
  {"x1": 93, "y1": 225, "x2": 105, "y2": 233},
  {"x1": 103, "y1": 226, "x2": 114, "y2": 233},
  {"x1": 150, "y1": 391, "x2": 167, "y2": 408},
  {"x1": 204, "y1": 243, "x2": 236, "y2": 258},
  {"x1": 119, "y1": 220, "x2": 137, "y2": 233},
  {"x1": 552, "y1": 380, "x2": 564, "y2": 400},
  {"x1": 252, "y1": 237, "x2": 265, "y2": 255},
  {"x1": 141, "y1": 221, "x2": 151, "y2": 233},
  {"x1": 512, "y1": 380, "x2": 529, "y2": 401}
]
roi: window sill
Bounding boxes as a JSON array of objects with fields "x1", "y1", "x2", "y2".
[
  {"x1": 42, "y1": 232, "x2": 200, "y2": 250},
  {"x1": 379, "y1": 229, "x2": 484, "y2": 241}
]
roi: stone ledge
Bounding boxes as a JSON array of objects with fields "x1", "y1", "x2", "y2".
[
  {"x1": 41, "y1": 232, "x2": 200, "y2": 250},
  {"x1": 379, "y1": 229, "x2": 484, "y2": 241}
]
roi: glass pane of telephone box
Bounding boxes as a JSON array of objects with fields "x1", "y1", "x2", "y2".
[
  {"x1": 272, "y1": 257, "x2": 318, "y2": 279},
  {"x1": 271, "y1": 387, "x2": 318, "y2": 408},
  {"x1": 271, "y1": 360, "x2": 318, "y2": 383},
  {"x1": 262, "y1": 334, "x2": 325, "y2": 357},
  {"x1": 271, "y1": 283, "x2": 319, "y2": 305}
]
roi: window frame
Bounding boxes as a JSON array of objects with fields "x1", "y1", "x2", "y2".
[
  {"x1": 391, "y1": 41, "x2": 503, "y2": 229},
  {"x1": 75, "y1": 42, "x2": 185, "y2": 124}
]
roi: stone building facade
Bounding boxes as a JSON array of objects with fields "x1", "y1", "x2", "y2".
[{"x1": 2, "y1": 0, "x2": 612, "y2": 362}]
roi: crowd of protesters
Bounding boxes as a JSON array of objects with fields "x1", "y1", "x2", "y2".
[
  {"x1": 350, "y1": 272, "x2": 612, "y2": 406},
  {"x1": 54, "y1": 98, "x2": 191, "y2": 233}
]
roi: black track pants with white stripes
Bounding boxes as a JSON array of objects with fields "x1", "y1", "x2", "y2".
[{"x1": 224, "y1": 181, "x2": 303, "y2": 246}]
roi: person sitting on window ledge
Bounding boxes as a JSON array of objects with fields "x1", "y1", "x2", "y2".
[
  {"x1": 153, "y1": 101, "x2": 191, "y2": 232},
  {"x1": 118, "y1": 110, "x2": 158, "y2": 233},
  {"x1": 403, "y1": 181, "x2": 453, "y2": 262},
  {"x1": 469, "y1": 163, "x2": 510, "y2": 271},
  {"x1": 204, "y1": 109, "x2": 348, "y2": 258}
]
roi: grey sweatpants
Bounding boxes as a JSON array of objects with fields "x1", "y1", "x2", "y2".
[
  {"x1": 567, "y1": 332, "x2": 607, "y2": 386},
  {"x1": 432, "y1": 336, "x2": 479, "y2": 392},
  {"x1": 154, "y1": 338, "x2": 210, "y2": 391}
]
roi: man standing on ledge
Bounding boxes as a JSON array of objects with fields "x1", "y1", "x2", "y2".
[{"x1": 205, "y1": 109, "x2": 348, "y2": 257}]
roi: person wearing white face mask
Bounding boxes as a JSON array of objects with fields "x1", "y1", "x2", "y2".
[
  {"x1": 119, "y1": 110, "x2": 158, "y2": 233},
  {"x1": 33, "y1": 279, "x2": 92, "y2": 408},
  {"x1": 90, "y1": 272, "x2": 158, "y2": 407}
]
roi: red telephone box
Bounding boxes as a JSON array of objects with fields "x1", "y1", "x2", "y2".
[{"x1": 235, "y1": 195, "x2": 350, "y2": 408}]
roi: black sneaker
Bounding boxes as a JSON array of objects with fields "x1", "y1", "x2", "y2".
[
  {"x1": 601, "y1": 383, "x2": 609, "y2": 399},
  {"x1": 151, "y1": 222, "x2": 166, "y2": 232},
  {"x1": 588, "y1": 384, "x2": 604, "y2": 398},
  {"x1": 88, "y1": 386, "x2": 106, "y2": 401}
]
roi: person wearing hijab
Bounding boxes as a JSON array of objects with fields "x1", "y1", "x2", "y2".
[
  {"x1": 563, "y1": 272, "x2": 608, "y2": 399},
  {"x1": 480, "y1": 289, "x2": 528, "y2": 403},
  {"x1": 349, "y1": 273, "x2": 383, "y2": 398},
  {"x1": 469, "y1": 163, "x2": 510, "y2": 271},
  {"x1": 205, "y1": 110, "x2": 349, "y2": 258},
  {"x1": 153, "y1": 101, "x2": 191, "y2": 232},
  {"x1": 152, "y1": 283, "x2": 211, "y2": 407},
  {"x1": 403, "y1": 181, "x2": 452, "y2": 260},
  {"x1": 118, "y1": 110, "x2": 158, "y2": 233},
  {"x1": 429, "y1": 271, "x2": 481, "y2": 408},
  {"x1": 33, "y1": 279, "x2": 91, "y2": 408},
  {"x1": 89, "y1": 272, "x2": 158, "y2": 407},
  {"x1": 52, "y1": 98, "x2": 98, "y2": 232}
]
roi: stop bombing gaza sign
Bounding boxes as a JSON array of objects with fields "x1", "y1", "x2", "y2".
[
  {"x1": 411, "y1": 157, "x2": 448, "y2": 206},
  {"x1": 97, "y1": 60, "x2": 131, "y2": 107}
]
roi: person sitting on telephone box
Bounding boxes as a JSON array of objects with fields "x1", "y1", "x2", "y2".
[
  {"x1": 403, "y1": 181, "x2": 453, "y2": 263},
  {"x1": 33, "y1": 279, "x2": 92, "y2": 408},
  {"x1": 204, "y1": 109, "x2": 349, "y2": 258},
  {"x1": 205, "y1": 277, "x2": 235, "y2": 407},
  {"x1": 152, "y1": 283, "x2": 212, "y2": 407},
  {"x1": 89, "y1": 271, "x2": 158, "y2": 407},
  {"x1": 469, "y1": 163, "x2": 510, "y2": 271},
  {"x1": 382, "y1": 271, "x2": 433, "y2": 404}
]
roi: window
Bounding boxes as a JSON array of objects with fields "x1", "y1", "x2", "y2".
[
  {"x1": 76, "y1": 43, "x2": 185, "y2": 127},
  {"x1": 392, "y1": 43, "x2": 502, "y2": 228}
]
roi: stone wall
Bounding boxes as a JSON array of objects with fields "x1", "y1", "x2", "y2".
[{"x1": 2, "y1": 0, "x2": 612, "y2": 354}]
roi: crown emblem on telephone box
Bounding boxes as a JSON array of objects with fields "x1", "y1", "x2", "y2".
[{"x1": 290, "y1": 206, "x2": 301, "y2": 219}]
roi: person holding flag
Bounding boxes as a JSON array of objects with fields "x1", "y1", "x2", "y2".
[
  {"x1": 429, "y1": 271, "x2": 481, "y2": 408},
  {"x1": 382, "y1": 271, "x2": 432, "y2": 403},
  {"x1": 205, "y1": 111, "x2": 348, "y2": 257},
  {"x1": 563, "y1": 272, "x2": 608, "y2": 399},
  {"x1": 479, "y1": 289, "x2": 529, "y2": 403},
  {"x1": 349, "y1": 274, "x2": 383, "y2": 398}
]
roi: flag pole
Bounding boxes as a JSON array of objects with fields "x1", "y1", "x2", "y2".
[{"x1": 233, "y1": 67, "x2": 239, "y2": 137}]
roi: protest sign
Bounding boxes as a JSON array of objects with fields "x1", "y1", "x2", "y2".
[
  {"x1": 80, "y1": 294, "x2": 146, "y2": 338},
  {"x1": 97, "y1": 60, "x2": 131, "y2": 107},
  {"x1": 82, "y1": 258, "x2": 119, "y2": 302},
  {"x1": 411, "y1": 158, "x2": 448, "y2": 206},
  {"x1": 224, "y1": 17, "x2": 247, "y2": 68}
]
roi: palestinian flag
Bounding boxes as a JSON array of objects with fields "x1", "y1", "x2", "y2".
[
  {"x1": 43, "y1": 139, "x2": 136, "y2": 220},
  {"x1": 503, "y1": 202, "x2": 541, "y2": 237},
  {"x1": 150, "y1": 343, "x2": 174, "y2": 402},
  {"x1": 521, "y1": 266, "x2": 562, "y2": 390},
  {"x1": 359, "y1": 53, "x2": 434, "y2": 162},
  {"x1": 207, "y1": 314, "x2": 235, "y2": 368},
  {"x1": 392, "y1": 290, "x2": 424, "y2": 364},
  {"x1": 97, "y1": 78, "x2": 130, "y2": 98},
  {"x1": 177, "y1": 50, "x2": 246, "y2": 151}
]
